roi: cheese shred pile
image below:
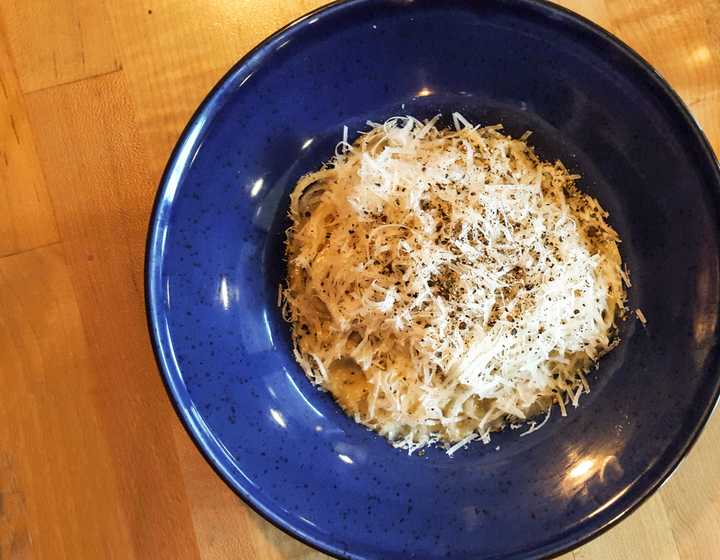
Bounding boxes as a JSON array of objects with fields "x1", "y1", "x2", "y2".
[{"x1": 282, "y1": 114, "x2": 626, "y2": 454}]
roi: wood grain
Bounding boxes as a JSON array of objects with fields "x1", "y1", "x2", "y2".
[
  {"x1": 656, "y1": 413, "x2": 720, "y2": 558},
  {"x1": 0, "y1": 1, "x2": 718, "y2": 558},
  {"x1": 0, "y1": 244, "x2": 132, "y2": 558},
  {"x1": 0, "y1": 24, "x2": 59, "y2": 257},
  {"x1": 0, "y1": 0, "x2": 121, "y2": 93},
  {"x1": 605, "y1": 0, "x2": 720, "y2": 103},
  {"x1": 574, "y1": 496, "x2": 681, "y2": 560},
  {"x1": 24, "y1": 72, "x2": 200, "y2": 559}
]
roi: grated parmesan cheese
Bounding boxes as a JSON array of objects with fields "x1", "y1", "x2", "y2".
[
  {"x1": 282, "y1": 114, "x2": 627, "y2": 453},
  {"x1": 635, "y1": 308, "x2": 647, "y2": 326}
]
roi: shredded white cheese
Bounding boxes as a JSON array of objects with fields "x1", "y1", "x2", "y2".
[
  {"x1": 635, "y1": 308, "x2": 647, "y2": 326},
  {"x1": 283, "y1": 114, "x2": 627, "y2": 453}
]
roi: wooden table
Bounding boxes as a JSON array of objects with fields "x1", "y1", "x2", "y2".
[{"x1": 1, "y1": 1, "x2": 718, "y2": 558}]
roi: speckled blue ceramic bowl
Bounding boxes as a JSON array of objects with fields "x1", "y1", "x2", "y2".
[{"x1": 146, "y1": 1, "x2": 720, "y2": 558}]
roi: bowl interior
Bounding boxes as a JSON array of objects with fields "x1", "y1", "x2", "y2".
[{"x1": 147, "y1": 1, "x2": 720, "y2": 558}]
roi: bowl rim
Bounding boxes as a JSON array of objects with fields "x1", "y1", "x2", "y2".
[{"x1": 144, "y1": 0, "x2": 720, "y2": 558}]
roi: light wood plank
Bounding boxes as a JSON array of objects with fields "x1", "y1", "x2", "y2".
[
  {"x1": 0, "y1": 244, "x2": 133, "y2": 558},
  {"x1": 0, "y1": 450, "x2": 33, "y2": 559},
  {"x1": 605, "y1": 0, "x2": 720, "y2": 104},
  {"x1": 24, "y1": 71, "x2": 200, "y2": 559},
  {"x1": 574, "y1": 495, "x2": 680, "y2": 560},
  {"x1": 0, "y1": 22, "x2": 59, "y2": 257},
  {"x1": 656, "y1": 413, "x2": 720, "y2": 559},
  {"x1": 0, "y1": 0, "x2": 121, "y2": 93}
]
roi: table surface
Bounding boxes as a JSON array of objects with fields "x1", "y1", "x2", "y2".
[{"x1": 1, "y1": 1, "x2": 719, "y2": 558}]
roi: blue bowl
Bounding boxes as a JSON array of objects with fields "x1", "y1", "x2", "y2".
[{"x1": 146, "y1": 1, "x2": 720, "y2": 558}]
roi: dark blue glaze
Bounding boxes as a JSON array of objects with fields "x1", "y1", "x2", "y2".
[{"x1": 145, "y1": 1, "x2": 720, "y2": 558}]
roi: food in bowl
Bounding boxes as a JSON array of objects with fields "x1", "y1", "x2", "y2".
[{"x1": 282, "y1": 114, "x2": 627, "y2": 453}]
